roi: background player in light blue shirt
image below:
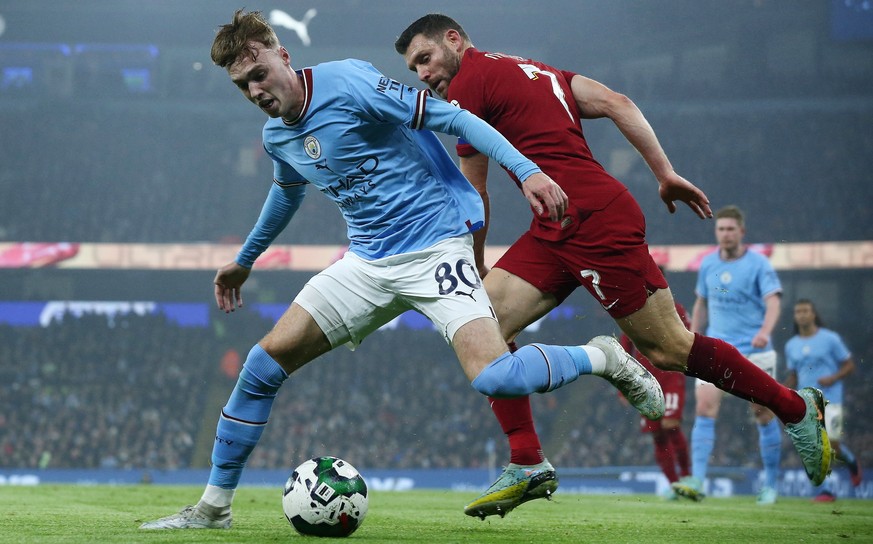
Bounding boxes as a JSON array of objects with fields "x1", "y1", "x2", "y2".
[
  {"x1": 786, "y1": 299, "x2": 861, "y2": 501},
  {"x1": 140, "y1": 10, "x2": 664, "y2": 530},
  {"x1": 674, "y1": 205, "x2": 784, "y2": 505}
]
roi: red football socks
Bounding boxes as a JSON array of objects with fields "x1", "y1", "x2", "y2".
[
  {"x1": 685, "y1": 333, "x2": 805, "y2": 424},
  {"x1": 489, "y1": 395, "x2": 544, "y2": 466},
  {"x1": 666, "y1": 426, "x2": 690, "y2": 478}
]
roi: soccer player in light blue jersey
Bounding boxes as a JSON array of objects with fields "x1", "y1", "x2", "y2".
[
  {"x1": 786, "y1": 299, "x2": 861, "y2": 501},
  {"x1": 140, "y1": 10, "x2": 665, "y2": 530},
  {"x1": 674, "y1": 205, "x2": 784, "y2": 505}
]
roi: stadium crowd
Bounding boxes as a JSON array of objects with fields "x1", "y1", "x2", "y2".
[
  {"x1": 0, "y1": 314, "x2": 217, "y2": 469},
  {"x1": 1, "y1": 310, "x2": 868, "y2": 474}
]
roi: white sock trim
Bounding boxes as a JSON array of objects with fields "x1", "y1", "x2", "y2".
[
  {"x1": 202, "y1": 484, "x2": 235, "y2": 508},
  {"x1": 583, "y1": 345, "x2": 608, "y2": 375}
]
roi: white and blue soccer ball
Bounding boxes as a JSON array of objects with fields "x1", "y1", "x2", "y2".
[{"x1": 282, "y1": 456, "x2": 369, "y2": 537}]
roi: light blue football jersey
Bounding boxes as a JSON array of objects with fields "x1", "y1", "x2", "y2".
[
  {"x1": 249, "y1": 59, "x2": 536, "y2": 261},
  {"x1": 695, "y1": 249, "x2": 782, "y2": 353},
  {"x1": 785, "y1": 328, "x2": 851, "y2": 404}
]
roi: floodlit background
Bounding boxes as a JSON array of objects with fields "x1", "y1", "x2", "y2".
[{"x1": 0, "y1": 0, "x2": 870, "y2": 495}]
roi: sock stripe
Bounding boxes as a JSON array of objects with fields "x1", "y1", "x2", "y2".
[
  {"x1": 530, "y1": 344, "x2": 552, "y2": 391},
  {"x1": 220, "y1": 409, "x2": 267, "y2": 427}
]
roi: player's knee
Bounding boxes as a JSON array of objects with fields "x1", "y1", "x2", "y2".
[{"x1": 471, "y1": 353, "x2": 529, "y2": 398}]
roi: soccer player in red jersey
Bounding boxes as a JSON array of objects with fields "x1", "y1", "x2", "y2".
[{"x1": 396, "y1": 14, "x2": 832, "y2": 518}]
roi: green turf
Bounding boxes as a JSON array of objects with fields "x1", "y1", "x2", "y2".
[{"x1": 0, "y1": 485, "x2": 870, "y2": 543}]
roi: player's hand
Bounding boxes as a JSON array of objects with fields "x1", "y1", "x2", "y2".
[
  {"x1": 214, "y1": 261, "x2": 251, "y2": 313},
  {"x1": 522, "y1": 172, "x2": 568, "y2": 222},
  {"x1": 658, "y1": 171, "x2": 712, "y2": 219},
  {"x1": 818, "y1": 375, "x2": 837, "y2": 387},
  {"x1": 751, "y1": 332, "x2": 769, "y2": 349}
]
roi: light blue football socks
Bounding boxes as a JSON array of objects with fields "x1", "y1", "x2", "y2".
[
  {"x1": 471, "y1": 344, "x2": 593, "y2": 397},
  {"x1": 691, "y1": 416, "x2": 716, "y2": 481},
  {"x1": 758, "y1": 419, "x2": 782, "y2": 489},
  {"x1": 208, "y1": 344, "x2": 287, "y2": 490}
]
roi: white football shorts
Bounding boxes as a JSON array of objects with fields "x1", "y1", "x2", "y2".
[
  {"x1": 695, "y1": 349, "x2": 777, "y2": 387},
  {"x1": 294, "y1": 234, "x2": 495, "y2": 349}
]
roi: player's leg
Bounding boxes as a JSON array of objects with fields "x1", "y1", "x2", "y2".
[
  {"x1": 618, "y1": 288, "x2": 832, "y2": 486},
  {"x1": 452, "y1": 314, "x2": 662, "y2": 517},
  {"x1": 142, "y1": 256, "x2": 400, "y2": 530},
  {"x1": 650, "y1": 422, "x2": 678, "y2": 482},
  {"x1": 745, "y1": 351, "x2": 781, "y2": 504},
  {"x1": 140, "y1": 302, "x2": 332, "y2": 530},
  {"x1": 619, "y1": 289, "x2": 799, "y2": 420},
  {"x1": 665, "y1": 421, "x2": 691, "y2": 480},
  {"x1": 484, "y1": 252, "x2": 664, "y2": 419},
  {"x1": 652, "y1": 372, "x2": 688, "y2": 495},
  {"x1": 462, "y1": 319, "x2": 662, "y2": 419},
  {"x1": 484, "y1": 267, "x2": 560, "y2": 467},
  {"x1": 826, "y1": 404, "x2": 862, "y2": 487},
  {"x1": 671, "y1": 381, "x2": 721, "y2": 501},
  {"x1": 818, "y1": 404, "x2": 860, "y2": 499},
  {"x1": 490, "y1": 346, "x2": 544, "y2": 466},
  {"x1": 815, "y1": 404, "x2": 841, "y2": 500},
  {"x1": 660, "y1": 372, "x2": 690, "y2": 480}
]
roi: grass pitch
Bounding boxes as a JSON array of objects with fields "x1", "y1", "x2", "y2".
[{"x1": 0, "y1": 485, "x2": 870, "y2": 543}]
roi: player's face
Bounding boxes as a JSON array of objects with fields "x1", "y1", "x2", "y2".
[
  {"x1": 794, "y1": 303, "x2": 816, "y2": 328},
  {"x1": 715, "y1": 217, "x2": 744, "y2": 252},
  {"x1": 228, "y1": 42, "x2": 299, "y2": 119},
  {"x1": 403, "y1": 33, "x2": 462, "y2": 99}
]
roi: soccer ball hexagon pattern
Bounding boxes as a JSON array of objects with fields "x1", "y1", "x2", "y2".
[{"x1": 282, "y1": 456, "x2": 369, "y2": 537}]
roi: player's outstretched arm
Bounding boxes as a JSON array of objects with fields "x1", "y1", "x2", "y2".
[
  {"x1": 214, "y1": 261, "x2": 251, "y2": 313},
  {"x1": 423, "y1": 98, "x2": 567, "y2": 221},
  {"x1": 569, "y1": 74, "x2": 711, "y2": 219}
]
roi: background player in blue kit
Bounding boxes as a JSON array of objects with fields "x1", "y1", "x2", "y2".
[
  {"x1": 139, "y1": 10, "x2": 664, "y2": 530},
  {"x1": 786, "y1": 299, "x2": 861, "y2": 502},
  {"x1": 674, "y1": 205, "x2": 786, "y2": 505}
]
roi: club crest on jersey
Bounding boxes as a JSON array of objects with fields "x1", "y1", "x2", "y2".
[
  {"x1": 719, "y1": 271, "x2": 732, "y2": 284},
  {"x1": 304, "y1": 135, "x2": 321, "y2": 159}
]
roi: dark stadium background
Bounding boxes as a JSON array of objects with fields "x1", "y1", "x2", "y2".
[{"x1": 0, "y1": 0, "x2": 870, "y2": 498}]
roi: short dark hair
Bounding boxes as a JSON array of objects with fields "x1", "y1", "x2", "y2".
[
  {"x1": 211, "y1": 9, "x2": 280, "y2": 68},
  {"x1": 394, "y1": 13, "x2": 469, "y2": 55},
  {"x1": 715, "y1": 205, "x2": 745, "y2": 228},
  {"x1": 793, "y1": 298, "x2": 824, "y2": 334}
]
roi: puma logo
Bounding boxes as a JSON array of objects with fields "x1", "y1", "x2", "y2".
[
  {"x1": 454, "y1": 290, "x2": 476, "y2": 301},
  {"x1": 269, "y1": 9, "x2": 318, "y2": 46}
]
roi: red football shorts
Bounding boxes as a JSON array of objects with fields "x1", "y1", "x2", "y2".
[{"x1": 493, "y1": 189, "x2": 667, "y2": 318}]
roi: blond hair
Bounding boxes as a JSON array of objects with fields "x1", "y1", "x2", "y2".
[{"x1": 211, "y1": 10, "x2": 280, "y2": 68}]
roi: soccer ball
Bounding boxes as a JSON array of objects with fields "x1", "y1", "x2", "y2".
[{"x1": 282, "y1": 456, "x2": 369, "y2": 537}]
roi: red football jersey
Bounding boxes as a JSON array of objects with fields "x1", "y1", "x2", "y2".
[{"x1": 448, "y1": 48, "x2": 626, "y2": 241}]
